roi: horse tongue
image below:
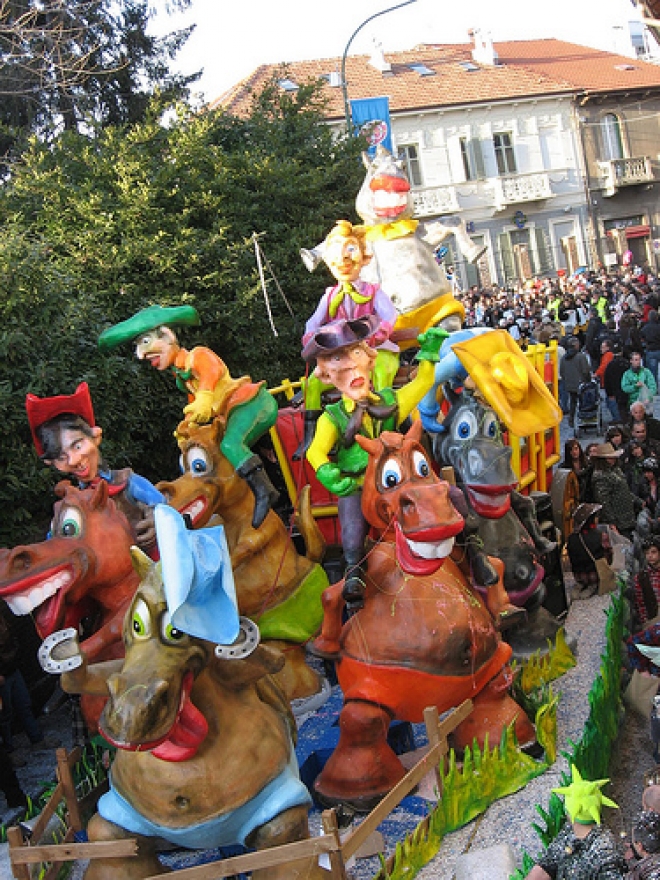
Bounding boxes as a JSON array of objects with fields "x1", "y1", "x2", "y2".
[{"x1": 151, "y1": 686, "x2": 208, "y2": 763}]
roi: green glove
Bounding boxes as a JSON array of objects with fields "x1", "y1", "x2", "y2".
[
  {"x1": 316, "y1": 462, "x2": 359, "y2": 497},
  {"x1": 416, "y1": 326, "x2": 450, "y2": 363}
]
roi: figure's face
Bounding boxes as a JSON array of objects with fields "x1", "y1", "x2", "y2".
[
  {"x1": 631, "y1": 353, "x2": 643, "y2": 370},
  {"x1": 45, "y1": 427, "x2": 102, "y2": 481},
  {"x1": 646, "y1": 546, "x2": 660, "y2": 568},
  {"x1": 569, "y1": 443, "x2": 581, "y2": 459},
  {"x1": 633, "y1": 423, "x2": 647, "y2": 443},
  {"x1": 631, "y1": 403, "x2": 646, "y2": 422},
  {"x1": 316, "y1": 344, "x2": 375, "y2": 402},
  {"x1": 134, "y1": 327, "x2": 179, "y2": 370},
  {"x1": 323, "y1": 234, "x2": 367, "y2": 284}
]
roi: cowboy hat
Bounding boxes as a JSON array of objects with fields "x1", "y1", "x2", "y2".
[
  {"x1": 301, "y1": 315, "x2": 380, "y2": 362},
  {"x1": 572, "y1": 503, "x2": 602, "y2": 533},
  {"x1": 26, "y1": 382, "x2": 95, "y2": 457},
  {"x1": 589, "y1": 442, "x2": 624, "y2": 459},
  {"x1": 98, "y1": 304, "x2": 200, "y2": 351}
]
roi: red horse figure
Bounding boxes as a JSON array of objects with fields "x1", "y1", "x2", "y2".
[
  {"x1": 0, "y1": 480, "x2": 138, "y2": 729},
  {"x1": 312, "y1": 419, "x2": 535, "y2": 810}
]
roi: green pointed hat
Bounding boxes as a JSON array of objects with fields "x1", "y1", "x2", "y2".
[
  {"x1": 98, "y1": 304, "x2": 200, "y2": 351},
  {"x1": 553, "y1": 765, "x2": 618, "y2": 825}
]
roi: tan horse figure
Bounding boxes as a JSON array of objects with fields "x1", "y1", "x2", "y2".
[
  {"x1": 45, "y1": 546, "x2": 328, "y2": 880},
  {"x1": 157, "y1": 417, "x2": 328, "y2": 701}
]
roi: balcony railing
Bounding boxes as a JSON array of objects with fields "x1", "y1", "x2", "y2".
[
  {"x1": 412, "y1": 185, "x2": 460, "y2": 217},
  {"x1": 493, "y1": 171, "x2": 553, "y2": 210},
  {"x1": 597, "y1": 156, "x2": 654, "y2": 197}
]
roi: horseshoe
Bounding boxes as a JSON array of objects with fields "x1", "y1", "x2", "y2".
[
  {"x1": 38, "y1": 627, "x2": 83, "y2": 674},
  {"x1": 214, "y1": 617, "x2": 260, "y2": 660}
]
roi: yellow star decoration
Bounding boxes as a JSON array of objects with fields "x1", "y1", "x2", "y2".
[{"x1": 552, "y1": 765, "x2": 618, "y2": 825}]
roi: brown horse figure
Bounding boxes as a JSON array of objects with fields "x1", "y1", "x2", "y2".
[
  {"x1": 47, "y1": 548, "x2": 327, "y2": 880},
  {"x1": 0, "y1": 480, "x2": 138, "y2": 729},
  {"x1": 157, "y1": 417, "x2": 329, "y2": 701},
  {"x1": 312, "y1": 419, "x2": 536, "y2": 811}
]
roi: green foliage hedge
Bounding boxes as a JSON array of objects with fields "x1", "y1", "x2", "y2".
[{"x1": 0, "y1": 81, "x2": 364, "y2": 544}]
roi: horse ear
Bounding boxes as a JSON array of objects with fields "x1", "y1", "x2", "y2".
[
  {"x1": 355, "y1": 435, "x2": 381, "y2": 456},
  {"x1": 54, "y1": 480, "x2": 72, "y2": 499},
  {"x1": 90, "y1": 478, "x2": 109, "y2": 509},
  {"x1": 130, "y1": 546, "x2": 153, "y2": 581},
  {"x1": 407, "y1": 419, "x2": 425, "y2": 444}
]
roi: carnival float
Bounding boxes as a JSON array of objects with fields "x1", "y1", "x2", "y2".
[{"x1": 2, "y1": 148, "x2": 625, "y2": 880}]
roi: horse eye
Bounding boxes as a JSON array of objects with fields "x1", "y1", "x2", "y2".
[
  {"x1": 413, "y1": 450, "x2": 431, "y2": 478},
  {"x1": 381, "y1": 458, "x2": 402, "y2": 489}
]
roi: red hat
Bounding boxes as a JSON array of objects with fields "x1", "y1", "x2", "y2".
[{"x1": 26, "y1": 382, "x2": 95, "y2": 457}]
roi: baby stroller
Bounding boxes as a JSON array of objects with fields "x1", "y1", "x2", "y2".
[{"x1": 574, "y1": 378, "x2": 602, "y2": 437}]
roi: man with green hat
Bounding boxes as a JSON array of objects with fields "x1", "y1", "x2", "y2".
[
  {"x1": 99, "y1": 305, "x2": 279, "y2": 530},
  {"x1": 524, "y1": 764, "x2": 624, "y2": 879}
]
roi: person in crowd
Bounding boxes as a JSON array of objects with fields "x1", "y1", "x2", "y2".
[
  {"x1": 625, "y1": 811, "x2": 660, "y2": 879},
  {"x1": 642, "y1": 309, "x2": 660, "y2": 387},
  {"x1": 630, "y1": 421, "x2": 660, "y2": 459},
  {"x1": 630, "y1": 401, "x2": 660, "y2": 443},
  {"x1": 566, "y1": 503, "x2": 612, "y2": 597},
  {"x1": 561, "y1": 438, "x2": 590, "y2": 501},
  {"x1": 622, "y1": 351, "x2": 657, "y2": 407},
  {"x1": 523, "y1": 765, "x2": 622, "y2": 880},
  {"x1": 631, "y1": 537, "x2": 660, "y2": 634},
  {"x1": 641, "y1": 458, "x2": 660, "y2": 519},
  {"x1": 595, "y1": 338, "x2": 614, "y2": 388},
  {"x1": 0, "y1": 601, "x2": 45, "y2": 754},
  {"x1": 604, "y1": 344, "x2": 631, "y2": 423},
  {"x1": 560, "y1": 337, "x2": 592, "y2": 428},
  {"x1": 591, "y1": 442, "x2": 641, "y2": 539},
  {"x1": 585, "y1": 306, "x2": 605, "y2": 367},
  {"x1": 606, "y1": 424, "x2": 629, "y2": 452},
  {"x1": 626, "y1": 440, "x2": 652, "y2": 497}
]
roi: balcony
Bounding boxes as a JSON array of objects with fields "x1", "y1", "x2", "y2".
[
  {"x1": 412, "y1": 185, "x2": 460, "y2": 217},
  {"x1": 597, "y1": 156, "x2": 654, "y2": 197},
  {"x1": 493, "y1": 171, "x2": 553, "y2": 210}
]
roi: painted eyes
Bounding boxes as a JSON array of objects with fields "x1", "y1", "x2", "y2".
[
  {"x1": 381, "y1": 458, "x2": 402, "y2": 489},
  {"x1": 454, "y1": 412, "x2": 477, "y2": 442},
  {"x1": 131, "y1": 598, "x2": 151, "y2": 638},
  {"x1": 482, "y1": 412, "x2": 499, "y2": 439},
  {"x1": 56, "y1": 506, "x2": 83, "y2": 538},
  {"x1": 412, "y1": 450, "x2": 431, "y2": 478},
  {"x1": 184, "y1": 446, "x2": 210, "y2": 476},
  {"x1": 161, "y1": 611, "x2": 186, "y2": 645}
]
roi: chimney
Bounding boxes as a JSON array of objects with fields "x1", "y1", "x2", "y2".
[
  {"x1": 470, "y1": 28, "x2": 499, "y2": 66},
  {"x1": 369, "y1": 38, "x2": 392, "y2": 74}
]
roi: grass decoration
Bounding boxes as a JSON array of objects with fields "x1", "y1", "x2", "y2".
[
  {"x1": 513, "y1": 628, "x2": 577, "y2": 695},
  {"x1": 509, "y1": 588, "x2": 626, "y2": 880},
  {"x1": 373, "y1": 682, "x2": 560, "y2": 879},
  {"x1": 0, "y1": 738, "x2": 111, "y2": 878}
]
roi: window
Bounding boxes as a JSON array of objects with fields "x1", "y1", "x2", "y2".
[
  {"x1": 398, "y1": 144, "x2": 423, "y2": 186},
  {"x1": 601, "y1": 113, "x2": 624, "y2": 160},
  {"x1": 493, "y1": 131, "x2": 516, "y2": 175},
  {"x1": 460, "y1": 137, "x2": 484, "y2": 180}
]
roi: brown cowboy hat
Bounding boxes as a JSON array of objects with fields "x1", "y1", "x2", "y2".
[
  {"x1": 301, "y1": 315, "x2": 380, "y2": 362},
  {"x1": 589, "y1": 442, "x2": 624, "y2": 459},
  {"x1": 572, "y1": 503, "x2": 602, "y2": 533}
]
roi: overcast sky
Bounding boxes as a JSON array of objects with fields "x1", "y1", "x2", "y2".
[{"x1": 154, "y1": 0, "x2": 647, "y2": 104}]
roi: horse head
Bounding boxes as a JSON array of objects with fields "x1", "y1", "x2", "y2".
[
  {"x1": 432, "y1": 389, "x2": 518, "y2": 518},
  {"x1": 0, "y1": 480, "x2": 137, "y2": 640},
  {"x1": 157, "y1": 417, "x2": 246, "y2": 528},
  {"x1": 356, "y1": 419, "x2": 463, "y2": 576},
  {"x1": 355, "y1": 145, "x2": 414, "y2": 227},
  {"x1": 99, "y1": 548, "x2": 211, "y2": 760}
]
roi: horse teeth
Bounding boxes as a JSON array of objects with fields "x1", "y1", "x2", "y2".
[
  {"x1": 373, "y1": 191, "x2": 407, "y2": 211},
  {"x1": 4, "y1": 571, "x2": 72, "y2": 615},
  {"x1": 406, "y1": 537, "x2": 454, "y2": 559}
]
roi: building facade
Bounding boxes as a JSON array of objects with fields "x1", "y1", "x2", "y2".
[{"x1": 217, "y1": 35, "x2": 660, "y2": 289}]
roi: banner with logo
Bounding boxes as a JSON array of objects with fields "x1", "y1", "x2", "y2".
[{"x1": 350, "y1": 96, "x2": 392, "y2": 156}]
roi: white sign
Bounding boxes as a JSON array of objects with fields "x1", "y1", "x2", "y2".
[{"x1": 604, "y1": 253, "x2": 618, "y2": 267}]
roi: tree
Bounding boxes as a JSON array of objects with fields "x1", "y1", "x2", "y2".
[
  {"x1": 0, "y1": 0, "x2": 198, "y2": 154},
  {"x1": 0, "y1": 77, "x2": 366, "y2": 544}
]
